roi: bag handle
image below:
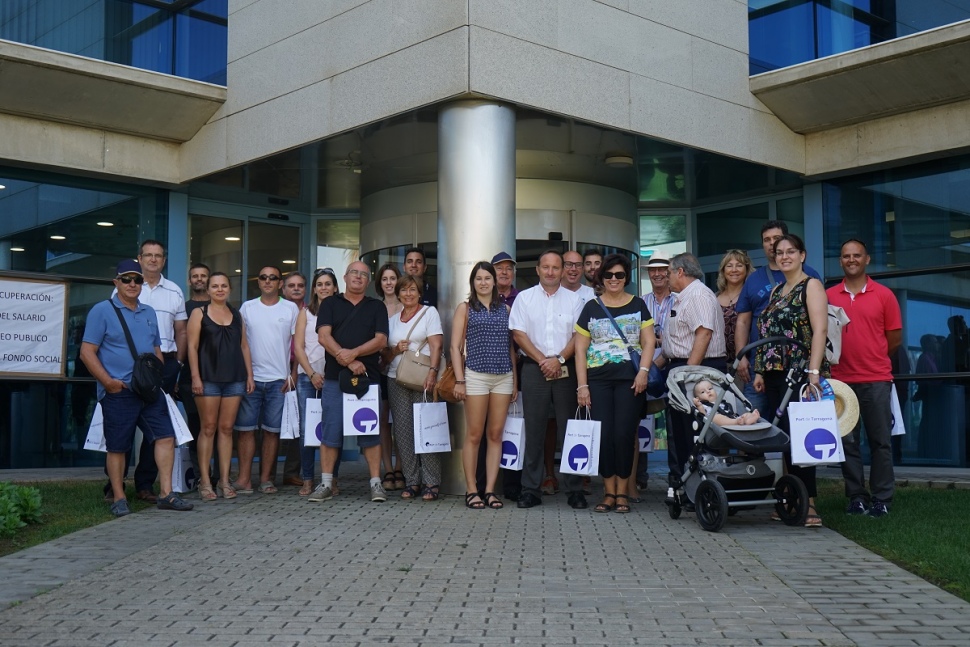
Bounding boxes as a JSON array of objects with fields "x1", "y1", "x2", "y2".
[
  {"x1": 508, "y1": 399, "x2": 521, "y2": 417},
  {"x1": 402, "y1": 306, "x2": 430, "y2": 354},
  {"x1": 108, "y1": 300, "x2": 140, "y2": 361},
  {"x1": 596, "y1": 298, "x2": 640, "y2": 369},
  {"x1": 573, "y1": 405, "x2": 592, "y2": 420},
  {"x1": 799, "y1": 383, "x2": 822, "y2": 402}
]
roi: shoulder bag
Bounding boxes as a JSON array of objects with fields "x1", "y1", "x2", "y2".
[
  {"x1": 435, "y1": 304, "x2": 468, "y2": 404},
  {"x1": 596, "y1": 298, "x2": 664, "y2": 397},
  {"x1": 394, "y1": 306, "x2": 435, "y2": 391},
  {"x1": 109, "y1": 301, "x2": 164, "y2": 404}
]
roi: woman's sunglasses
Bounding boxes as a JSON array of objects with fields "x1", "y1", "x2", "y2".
[{"x1": 603, "y1": 271, "x2": 627, "y2": 280}]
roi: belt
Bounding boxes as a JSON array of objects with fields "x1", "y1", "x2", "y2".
[{"x1": 162, "y1": 351, "x2": 178, "y2": 360}]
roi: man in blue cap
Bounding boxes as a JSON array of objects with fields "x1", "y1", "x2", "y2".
[{"x1": 80, "y1": 259, "x2": 194, "y2": 517}]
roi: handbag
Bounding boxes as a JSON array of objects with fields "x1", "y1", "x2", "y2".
[
  {"x1": 394, "y1": 307, "x2": 435, "y2": 391},
  {"x1": 109, "y1": 301, "x2": 164, "y2": 404},
  {"x1": 595, "y1": 298, "x2": 663, "y2": 395},
  {"x1": 434, "y1": 362, "x2": 460, "y2": 403}
]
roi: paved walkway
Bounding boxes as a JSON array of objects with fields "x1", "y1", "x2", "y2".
[{"x1": 0, "y1": 463, "x2": 968, "y2": 647}]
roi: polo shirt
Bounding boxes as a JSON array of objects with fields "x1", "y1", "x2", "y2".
[
  {"x1": 498, "y1": 285, "x2": 519, "y2": 308},
  {"x1": 565, "y1": 283, "x2": 597, "y2": 304},
  {"x1": 736, "y1": 263, "x2": 821, "y2": 355},
  {"x1": 316, "y1": 294, "x2": 389, "y2": 380},
  {"x1": 83, "y1": 296, "x2": 161, "y2": 399},
  {"x1": 826, "y1": 277, "x2": 901, "y2": 383},
  {"x1": 663, "y1": 279, "x2": 726, "y2": 360},
  {"x1": 508, "y1": 284, "x2": 584, "y2": 358}
]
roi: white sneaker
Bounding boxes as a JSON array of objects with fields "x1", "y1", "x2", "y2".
[
  {"x1": 370, "y1": 483, "x2": 387, "y2": 502},
  {"x1": 308, "y1": 485, "x2": 333, "y2": 502}
]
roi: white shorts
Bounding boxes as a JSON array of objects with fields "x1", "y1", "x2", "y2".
[{"x1": 464, "y1": 368, "x2": 514, "y2": 396}]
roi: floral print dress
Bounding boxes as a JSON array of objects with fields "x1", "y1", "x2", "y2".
[{"x1": 754, "y1": 278, "x2": 830, "y2": 377}]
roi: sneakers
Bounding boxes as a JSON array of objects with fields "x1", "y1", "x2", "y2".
[
  {"x1": 371, "y1": 482, "x2": 388, "y2": 502},
  {"x1": 110, "y1": 499, "x2": 130, "y2": 518},
  {"x1": 846, "y1": 500, "x2": 868, "y2": 515},
  {"x1": 156, "y1": 493, "x2": 194, "y2": 511},
  {"x1": 866, "y1": 501, "x2": 889, "y2": 518},
  {"x1": 308, "y1": 485, "x2": 333, "y2": 502}
]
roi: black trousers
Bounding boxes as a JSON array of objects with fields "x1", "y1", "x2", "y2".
[
  {"x1": 763, "y1": 370, "x2": 817, "y2": 497},
  {"x1": 665, "y1": 356, "x2": 726, "y2": 486}
]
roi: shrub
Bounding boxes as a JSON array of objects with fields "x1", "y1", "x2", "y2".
[{"x1": 0, "y1": 482, "x2": 43, "y2": 537}]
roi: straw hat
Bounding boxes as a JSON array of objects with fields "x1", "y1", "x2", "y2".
[{"x1": 826, "y1": 378, "x2": 860, "y2": 437}]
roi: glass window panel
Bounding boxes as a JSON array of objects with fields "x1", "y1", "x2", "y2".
[
  {"x1": 315, "y1": 219, "x2": 360, "y2": 293},
  {"x1": 637, "y1": 140, "x2": 686, "y2": 203},
  {"x1": 188, "y1": 215, "x2": 244, "y2": 306},
  {"x1": 749, "y1": 2, "x2": 815, "y2": 73},
  {"x1": 638, "y1": 214, "x2": 687, "y2": 295},
  {"x1": 246, "y1": 222, "x2": 300, "y2": 301},
  {"x1": 696, "y1": 203, "x2": 769, "y2": 258},
  {"x1": 249, "y1": 149, "x2": 302, "y2": 199}
]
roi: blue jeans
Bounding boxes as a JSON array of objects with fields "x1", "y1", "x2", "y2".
[
  {"x1": 297, "y1": 374, "x2": 341, "y2": 480},
  {"x1": 742, "y1": 379, "x2": 768, "y2": 417}
]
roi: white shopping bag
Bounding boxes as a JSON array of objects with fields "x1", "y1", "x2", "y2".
[
  {"x1": 559, "y1": 407, "x2": 601, "y2": 476},
  {"x1": 500, "y1": 400, "x2": 525, "y2": 471},
  {"x1": 413, "y1": 398, "x2": 452, "y2": 454},
  {"x1": 638, "y1": 416, "x2": 655, "y2": 453},
  {"x1": 788, "y1": 399, "x2": 844, "y2": 467},
  {"x1": 304, "y1": 396, "x2": 323, "y2": 447},
  {"x1": 890, "y1": 383, "x2": 906, "y2": 437},
  {"x1": 170, "y1": 445, "x2": 192, "y2": 493},
  {"x1": 84, "y1": 403, "x2": 107, "y2": 453},
  {"x1": 280, "y1": 389, "x2": 300, "y2": 440},
  {"x1": 164, "y1": 393, "x2": 193, "y2": 446},
  {"x1": 343, "y1": 385, "x2": 380, "y2": 436}
]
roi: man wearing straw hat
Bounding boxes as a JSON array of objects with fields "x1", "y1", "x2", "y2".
[{"x1": 827, "y1": 240, "x2": 902, "y2": 518}]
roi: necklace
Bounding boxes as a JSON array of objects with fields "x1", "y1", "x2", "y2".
[{"x1": 400, "y1": 306, "x2": 421, "y2": 323}]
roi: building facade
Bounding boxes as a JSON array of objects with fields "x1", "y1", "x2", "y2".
[{"x1": 1, "y1": 0, "x2": 967, "y2": 470}]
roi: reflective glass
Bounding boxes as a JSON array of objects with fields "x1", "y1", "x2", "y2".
[{"x1": 189, "y1": 215, "x2": 243, "y2": 306}]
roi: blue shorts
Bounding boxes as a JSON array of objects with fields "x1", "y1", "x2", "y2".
[
  {"x1": 100, "y1": 388, "x2": 175, "y2": 453},
  {"x1": 319, "y1": 380, "x2": 381, "y2": 450},
  {"x1": 201, "y1": 381, "x2": 246, "y2": 397},
  {"x1": 235, "y1": 379, "x2": 285, "y2": 433}
]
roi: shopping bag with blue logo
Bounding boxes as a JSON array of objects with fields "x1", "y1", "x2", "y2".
[
  {"x1": 164, "y1": 393, "x2": 193, "y2": 446},
  {"x1": 788, "y1": 388, "x2": 844, "y2": 467},
  {"x1": 559, "y1": 407, "x2": 601, "y2": 476},
  {"x1": 413, "y1": 393, "x2": 452, "y2": 454},
  {"x1": 500, "y1": 398, "x2": 525, "y2": 471},
  {"x1": 83, "y1": 403, "x2": 107, "y2": 453},
  {"x1": 890, "y1": 383, "x2": 905, "y2": 437},
  {"x1": 343, "y1": 384, "x2": 380, "y2": 436},
  {"x1": 637, "y1": 416, "x2": 655, "y2": 453},
  {"x1": 303, "y1": 394, "x2": 323, "y2": 447},
  {"x1": 170, "y1": 445, "x2": 192, "y2": 494},
  {"x1": 280, "y1": 387, "x2": 300, "y2": 440}
]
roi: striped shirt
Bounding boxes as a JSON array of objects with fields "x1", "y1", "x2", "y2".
[
  {"x1": 663, "y1": 279, "x2": 725, "y2": 360},
  {"x1": 112, "y1": 274, "x2": 186, "y2": 353}
]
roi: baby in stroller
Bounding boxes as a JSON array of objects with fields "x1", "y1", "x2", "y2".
[{"x1": 693, "y1": 380, "x2": 761, "y2": 427}]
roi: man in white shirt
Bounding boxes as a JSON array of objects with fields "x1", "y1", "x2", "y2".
[
  {"x1": 277, "y1": 271, "x2": 307, "y2": 487},
  {"x1": 562, "y1": 250, "x2": 597, "y2": 302},
  {"x1": 234, "y1": 266, "x2": 299, "y2": 494},
  {"x1": 509, "y1": 250, "x2": 587, "y2": 510}
]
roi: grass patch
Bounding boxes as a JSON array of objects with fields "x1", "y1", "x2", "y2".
[
  {"x1": 816, "y1": 480, "x2": 970, "y2": 603},
  {"x1": 0, "y1": 481, "x2": 153, "y2": 558}
]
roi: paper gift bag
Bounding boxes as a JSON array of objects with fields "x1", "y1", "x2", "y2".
[
  {"x1": 84, "y1": 403, "x2": 107, "y2": 453},
  {"x1": 501, "y1": 400, "x2": 525, "y2": 471},
  {"x1": 890, "y1": 383, "x2": 906, "y2": 437},
  {"x1": 170, "y1": 445, "x2": 192, "y2": 493},
  {"x1": 164, "y1": 393, "x2": 193, "y2": 446},
  {"x1": 788, "y1": 399, "x2": 844, "y2": 467},
  {"x1": 304, "y1": 396, "x2": 323, "y2": 447},
  {"x1": 280, "y1": 389, "x2": 300, "y2": 440},
  {"x1": 413, "y1": 399, "x2": 452, "y2": 454},
  {"x1": 559, "y1": 407, "x2": 601, "y2": 476},
  {"x1": 343, "y1": 384, "x2": 380, "y2": 436},
  {"x1": 638, "y1": 416, "x2": 655, "y2": 453}
]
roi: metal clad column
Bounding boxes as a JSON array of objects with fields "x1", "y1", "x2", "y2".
[{"x1": 437, "y1": 100, "x2": 516, "y2": 494}]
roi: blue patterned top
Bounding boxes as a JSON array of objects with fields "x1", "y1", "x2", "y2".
[{"x1": 465, "y1": 303, "x2": 512, "y2": 374}]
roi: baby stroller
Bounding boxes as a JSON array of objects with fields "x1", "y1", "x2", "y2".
[{"x1": 664, "y1": 337, "x2": 810, "y2": 532}]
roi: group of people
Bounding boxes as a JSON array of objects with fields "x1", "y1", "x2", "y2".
[{"x1": 84, "y1": 224, "x2": 902, "y2": 528}]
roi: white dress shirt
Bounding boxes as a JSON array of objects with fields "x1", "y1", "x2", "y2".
[{"x1": 508, "y1": 285, "x2": 584, "y2": 357}]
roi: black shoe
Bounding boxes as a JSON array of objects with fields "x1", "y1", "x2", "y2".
[
  {"x1": 683, "y1": 501, "x2": 696, "y2": 513},
  {"x1": 567, "y1": 492, "x2": 588, "y2": 510},
  {"x1": 503, "y1": 489, "x2": 521, "y2": 502},
  {"x1": 517, "y1": 493, "x2": 542, "y2": 509},
  {"x1": 846, "y1": 499, "x2": 868, "y2": 515},
  {"x1": 865, "y1": 500, "x2": 889, "y2": 518}
]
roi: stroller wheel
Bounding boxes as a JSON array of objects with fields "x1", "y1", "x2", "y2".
[
  {"x1": 774, "y1": 474, "x2": 809, "y2": 526},
  {"x1": 667, "y1": 501, "x2": 682, "y2": 520},
  {"x1": 695, "y1": 479, "x2": 728, "y2": 532}
]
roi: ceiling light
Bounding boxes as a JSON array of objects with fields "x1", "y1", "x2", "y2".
[
  {"x1": 605, "y1": 155, "x2": 634, "y2": 168},
  {"x1": 50, "y1": 235, "x2": 66, "y2": 240},
  {"x1": 97, "y1": 221, "x2": 114, "y2": 227},
  {"x1": 11, "y1": 247, "x2": 24, "y2": 252},
  {"x1": 282, "y1": 259, "x2": 296, "y2": 264},
  {"x1": 951, "y1": 228, "x2": 970, "y2": 239},
  {"x1": 235, "y1": 269, "x2": 241, "y2": 273},
  {"x1": 0, "y1": 184, "x2": 6, "y2": 190},
  {"x1": 225, "y1": 236, "x2": 240, "y2": 241}
]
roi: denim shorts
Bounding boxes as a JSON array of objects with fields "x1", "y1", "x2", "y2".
[
  {"x1": 201, "y1": 381, "x2": 246, "y2": 397},
  {"x1": 319, "y1": 380, "x2": 381, "y2": 450},
  {"x1": 100, "y1": 388, "x2": 175, "y2": 453},
  {"x1": 234, "y1": 379, "x2": 285, "y2": 433}
]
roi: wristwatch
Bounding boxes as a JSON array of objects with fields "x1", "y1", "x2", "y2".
[
  {"x1": 556, "y1": 355, "x2": 566, "y2": 365},
  {"x1": 805, "y1": 368, "x2": 820, "y2": 375}
]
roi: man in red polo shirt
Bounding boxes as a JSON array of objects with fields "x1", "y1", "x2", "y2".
[{"x1": 827, "y1": 240, "x2": 902, "y2": 518}]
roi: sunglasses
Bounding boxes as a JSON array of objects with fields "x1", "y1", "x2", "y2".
[
  {"x1": 117, "y1": 275, "x2": 144, "y2": 285},
  {"x1": 258, "y1": 274, "x2": 280, "y2": 281},
  {"x1": 603, "y1": 271, "x2": 627, "y2": 280},
  {"x1": 313, "y1": 267, "x2": 335, "y2": 277}
]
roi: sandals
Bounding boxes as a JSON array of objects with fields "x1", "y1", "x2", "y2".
[
  {"x1": 614, "y1": 494, "x2": 631, "y2": 513},
  {"x1": 484, "y1": 492, "x2": 504, "y2": 509},
  {"x1": 382, "y1": 472, "x2": 396, "y2": 491},
  {"x1": 594, "y1": 493, "x2": 616, "y2": 513},
  {"x1": 393, "y1": 471, "x2": 406, "y2": 490},
  {"x1": 298, "y1": 480, "x2": 313, "y2": 497},
  {"x1": 422, "y1": 485, "x2": 440, "y2": 502},
  {"x1": 217, "y1": 482, "x2": 237, "y2": 499},
  {"x1": 199, "y1": 483, "x2": 217, "y2": 502},
  {"x1": 231, "y1": 481, "x2": 254, "y2": 495},
  {"x1": 805, "y1": 506, "x2": 823, "y2": 528},
  {"x1": 258, "y1": 481, "x2": 278, "y2": 494},
  {"x1": 465, "y1": 492, "x2": 486, "y2": 509},
  {"x1": 401, "y1": 485, "x2": 421, "y2": 500}
]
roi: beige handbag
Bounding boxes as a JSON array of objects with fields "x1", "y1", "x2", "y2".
[{"x1": 394, "y1": 307, "x2": 435, "y2": 391}]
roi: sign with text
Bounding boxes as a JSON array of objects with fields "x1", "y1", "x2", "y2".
[{"x1": 0, "y1": 278, "x2": 68, "y2": 377}]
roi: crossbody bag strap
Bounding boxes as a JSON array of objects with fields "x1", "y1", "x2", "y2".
[
  {"x1": 108, "y1": 300, "x2": 140, "y2": 361},
  {"x1": 766, "y1": 265, "x2": 777, "y2": 289},
  {"x1": 596, "y1": 298, "x2": 638, "y2": 367},
  {"x1": 402, "y1": 306, "x2": 430, "y2": 353}
]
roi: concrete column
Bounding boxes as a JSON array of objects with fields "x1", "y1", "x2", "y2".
[{"x1": 437, "y1": 100, "x2": 516, "y2": 495}]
